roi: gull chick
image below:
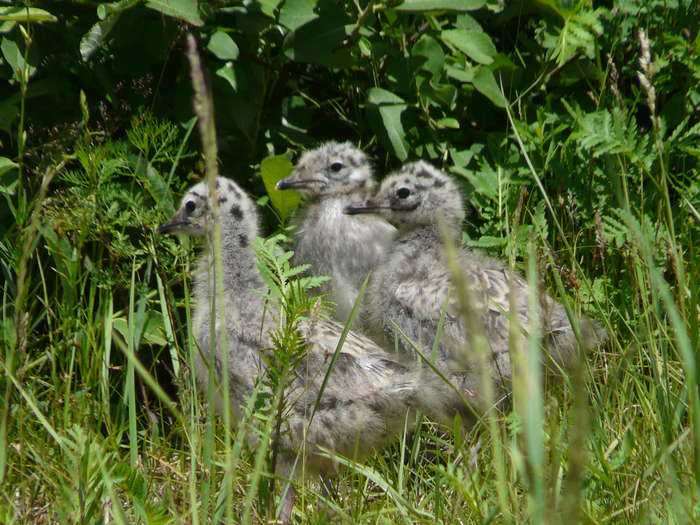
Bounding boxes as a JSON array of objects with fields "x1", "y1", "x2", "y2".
[
  {"x1": 276, "y1": 141, "x2": 396, "y2": 324},
  {"x1": 346, "y1": 162, "x2": 606, "y2": 404}
]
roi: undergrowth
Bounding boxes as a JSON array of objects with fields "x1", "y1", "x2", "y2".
[{"x1": 1, "y1": 0, "x2": 699, "y2": 523}]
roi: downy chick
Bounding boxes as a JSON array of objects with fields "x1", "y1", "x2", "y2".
[
  {"x1": 159, "y1": 176, "x2": 464, "y2": 522},
  {"x1": 276, "y1": 141, "x2": 396, "y2": 324},
  {"x1": 346, "y1": 162, "x2": 606, "y2": 405}
]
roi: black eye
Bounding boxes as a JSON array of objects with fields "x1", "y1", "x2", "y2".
[
  {"x1": 185, "y1": 200, "x2": 196, "y2": 213},
  {"x1": 396, "y1": 187, "x2": 411, "y2": 199},
  {"x1": 329, "y1": 162, "x2": 343, "y2": 173}
]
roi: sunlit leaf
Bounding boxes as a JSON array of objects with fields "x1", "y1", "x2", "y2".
[
  {"x1": 207, "y1": 31, "x2": 239, "y2": 61},
  {"x1": 279, "y1": 0, "x2": 317, "y2": 31},
  {"x1": 396, "y1": 0, "x2": 485, "y2": 12},
  {"x1": 441, "y1": 28, "x2": 497, "y2": 65},
  {"x1": 145, "y1": 0, "x2": 203, "y2": 26},
  {"x1": 260, "y1": 153, "x2": 300, "y2": 220},
  {"x1": 0, "y1": 6, "x2": 58, "y2": 23}
]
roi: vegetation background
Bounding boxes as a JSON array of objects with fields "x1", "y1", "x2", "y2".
[{"x1": 1, "y1": 0, "x2": 698, "y2": 522}]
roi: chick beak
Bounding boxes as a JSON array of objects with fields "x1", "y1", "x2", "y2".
[
  {"x1": 343, "y1": 198, "x2": 385, "y2": 215},
  {"x1": 157, "y1": 208, "x2": 187, "y2": 235},
  {"x1": 275, "y1": 169, "x2": 326, "y2": 190}
]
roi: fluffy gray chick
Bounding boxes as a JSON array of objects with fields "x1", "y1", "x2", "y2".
[
  {"x1": 159, "y1": 176, "x2": 464, "y2": 523},
  {"x1": 346, "y1": 162, "x2": 606, "y2": 408},
  {"x1": 276, "y1": 141, "x2": 396, "y2": 325}
]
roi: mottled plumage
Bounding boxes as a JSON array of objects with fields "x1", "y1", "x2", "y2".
[
  {"x1": 276, "y1": 141, "x2": 396, "y2": 324},
  {"x1": 159, "y1": 177, "x2": 462, "y2": 522},
  {"x1": 346, "y1": 161, "x2": 606, "y2": 406}
]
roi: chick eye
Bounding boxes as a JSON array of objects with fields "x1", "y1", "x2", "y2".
[
  {"x1": 185, "y1": 200, "x2": 196, "y2": 213},
  {"x1": 329, "y1": 162, "x2": 344, "y2": 173},
  {"x1": 396, "y1": 187, "x2": 411, "y2": 199}
]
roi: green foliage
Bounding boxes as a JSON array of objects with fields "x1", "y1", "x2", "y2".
[{"x1": 1, "y1": 0, "x2": 699, "y2": 522}]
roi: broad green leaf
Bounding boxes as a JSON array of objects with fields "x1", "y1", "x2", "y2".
[
  {"x1": 1, "y1": 37, "x2": 36, "y2": 81},
  {"x1": 455, "y1": 12, "x2": 482, "y2": 31},
  {"x1": 283, "y1": 3, "x2": 351, "y2": 66},
  {"x1": 207, "y1": 31, "x2": 239, "y2": 60},
  {"x1": 0, "y1": 7, "x2": 58, "y2": 23},
  {"x1": 367, "y1": 87, "x2": 408, "y2": 161},
  {"x1": 396, "y1": 0, "x2": 485, "y2": 11},
  {"x1": 445, "y1": 63, "x2": 474, "y2": 83},
  {"x1": 441, "y1": 28, "x2": 497, "y2": 65},
  {"x1": 260, "y1": 153, "x2": 300, "y2": 220},
  {"x1": 412, "y1": 34, "x2": 444, "y2": 77},
  {"x1": 216, "y1": 62, "x2": 237, "y2": 91},
  {"x1": 472, "y1": 66, "x2": 505, "y2": 107},
  {"x1": 421, "y1": 82, "x2": 457, "y2": 109},
  {"x1": 257, "y1": 0, "x2": 282, "y2": 18},
  {"x1": 145, "y1": 0, "x2": 203, "y2": 26},
  {"x1": 279, "y1": 0, "x2": 317, "y2": 31}
]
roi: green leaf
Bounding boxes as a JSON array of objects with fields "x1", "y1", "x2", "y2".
[
  {"x1": 445, "y1": 63, "x2": 474, "y2": 83},
  {"x1": 420, "y1": 81, "x2": 457, "y2": 109},
  {"x1": 367, "y1": 87, "x2": 408, "y2": 161},
  {"x1": 113, "y1": 312, "x2": 167, "y2": 346},
  {"x1": 260, "y1": 153, "x2": 300, "y2": 220},
  {"x1": 1, "y1": 36, "x2": 36, "y2": 81},
  {"x1": 283, "y1": 3, "x2": 351, "y2": 66},
  {"x1": 80, "y1": 14, "x2": 120, "y2": 62},
  {"x1": 436, "y1": 117, "x2": 459, "y2": 129},
  {"x1": 455, "y1": 13, "x2": 482, "y2": 31},
  {"x1": 0, "y1": 156, "x2": 18, "y2": 177},
  {"x1": 144, "y1": 0, "x2": 203, "y2": 26},
  {"x1": 207, "y1": 31, "x2": 239, "y2": 60},
  {"x1": 441, "y1": 28, "x2": 497, "y2": 65},
  {"x1": 144, "y1": 164, "x2": 174, "y2": 214},
  {"x1": 396, "y1": 0, "x2": 485, "y2": 11},
  {"x1": 462, "y1": 162, "x2": 500, "y2": 199},
  {"x1": 412, "y1": 34, "x2": 444, "y2": 78},
  {"x1": 472, "y1": 66, "x2": 505, "y2": 108},
  {"x1": 0, "y1": 6, "x2": 58, "y2": 23},
  {"x1": 216, "y1": 63, "x2": 237, "y2": 91},
  {"x1": 257, "y1": 0, "x2": 283, "y2": 18},
  {"x1": 96, "y1": 0, "x2": 140, "y2": 19},
  {"x1": 279, "y1": 0, "x2": 317, "y2": 31}
]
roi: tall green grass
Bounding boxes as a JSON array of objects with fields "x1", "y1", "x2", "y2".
[{"x1": 1, "y1": 15, "x2": 699, "y2": 525}]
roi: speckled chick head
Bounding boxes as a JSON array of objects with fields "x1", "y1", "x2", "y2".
[
  {"x1": 346, "y1": 161, "x2": 465, "y2": 229},
  {"x1": 276, "y1": 141, "x2": 374, "y2": 197},
  {"x1": 158, "y1": 177, "x2": 259, "y2": 242}
]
